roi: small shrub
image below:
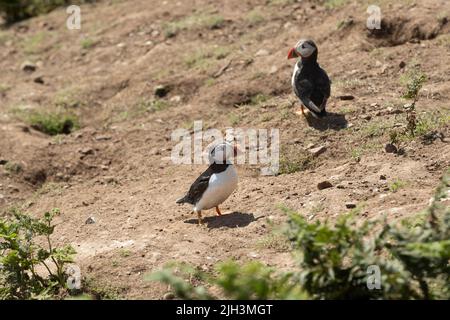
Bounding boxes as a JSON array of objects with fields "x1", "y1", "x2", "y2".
[
  {"x1": 401, "y1": 68, "x2": 427, "y2": 100},
  {"x1": 279, "y1": 149, "x2": 315, "y2": 175},
  {"x1": 246, "y1": 9, "x2": 264, "y2": 25},
  {"x1": 389, "y1": 179, "x2": 406, "y2": 193},
  {"x1": 147, "y1": 261, "x2": 307, "y2": 300},
  {"x1": 250, "y1": 94, "x2": 269, "y2": 105},
  {"x1": 80, "y1": 38, "x2": 97, "y2": 50},
  {"x1": 0, "y1": 208, "x2": 76, "y2": 300},
  {"x1": 4, "y1": 161, "x2": 22, "y2": 174},
  {"x1": 0, "y1": 0, "x2": 94, "y2": 24},
  {"x1": 26, "y1": 111, "x2": 79, "y2": 135},
  {"x1": 162, "y1": 13, "x2": 224, "y2": 38}
]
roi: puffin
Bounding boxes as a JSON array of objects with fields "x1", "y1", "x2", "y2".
[
  {"x1": 176, "y1": 141, "x2": 239, "y2": 225},
  {"x1": 288, "y1": 39, "x2": 331, "y2": 118}
]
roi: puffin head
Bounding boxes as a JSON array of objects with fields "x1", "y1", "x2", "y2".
[
  {"x1": 208, "y1": 141, "x2": 239, "y2": 164},
  {"x1": 287, "y1": 39, "x2": 318, "y2": 60}
]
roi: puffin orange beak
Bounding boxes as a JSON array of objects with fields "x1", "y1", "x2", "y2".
[{"x1": 287, "y1": 48, "x2": 299, "y2": 59}]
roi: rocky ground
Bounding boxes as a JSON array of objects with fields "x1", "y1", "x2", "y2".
[{"x1": 0, "y1": 0, "x2": 449, "y2": 298}]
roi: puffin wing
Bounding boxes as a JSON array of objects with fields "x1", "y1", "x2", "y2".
[
  {"x1": 176, "y1": 167, "x2": 213, "y2": 205},
  {"x1": 294, "y1": 76, "x2": 322, "y2": 114},
  {"x1": 315, "y1": 67, "x2": 331, "y2": 104}
]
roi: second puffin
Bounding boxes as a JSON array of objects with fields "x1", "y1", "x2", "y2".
[{"x1": 288, "y1": 39, "x2": 331, "y2": 118}]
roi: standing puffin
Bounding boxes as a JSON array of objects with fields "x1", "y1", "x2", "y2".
[
  {"x1": 288, "y1": 39, "x2": 331, "y2": 118},
  {"x1": 176, "y1": 142, "x2": 239, "y2": 225}
]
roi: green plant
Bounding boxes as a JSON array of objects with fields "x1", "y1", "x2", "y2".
[
  {"x1": 324, "y1": 0, "x2": 348, "y2": 9},
  {"x1": 0, "y1": 0, "x2": 93, "y2": 24},
  {"x1": 0, "y1": 208, "x2": 76, "y2": 299},
  {"x1": 25, "y1": 111, "x2": 79, "y2": 135},
  {"x1": 246, "y1": 9, "x2": 265, "y2": 25},
  {"x1": 184, "y1": 46, "x2": 230, "y2": 70},
  {"x1": 4, "y1": 161, "x2": 22, "y2": 174},
  {"x1": 148, "y1": 261, "x2": 306, "y2": 300},
  {"x1": 279, "y1": 149, "x2": 315, "y2": 175},
  {"x1": 162, "y1": 12, "x2": 224, "y2": 38},
  {"x1": 80, "y1": 38, "x2": 97, "y2": 49},
  {"x1": 250, "y1": 93, "x2": 269, "y2": 105},
  {"x1": 401, "y1": 69, "x2": 427, "y2": 100},
  {"x1": 0, "y1": 83, "x2": 10, "y2": 94},
  {"x1": 22, "y1": 31, "x2": 46, "y2": 54},
  {"x1": 228, "y1": 113, "x2": 241, "y2": 126},
  {"x1": 389, "y1": 179, "x2": 406, "y2": 193},
  {"x1": 81, "y1": 276, "x2": 123, "y2": 300}
]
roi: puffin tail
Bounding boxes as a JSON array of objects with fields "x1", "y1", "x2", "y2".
[{"x1": 176, "y1": 196, "x2": 188, "y2": 204}]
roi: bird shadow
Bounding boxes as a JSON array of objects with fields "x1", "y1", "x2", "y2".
[
  {"x1": 305, "y1": 112, "x2": 348, "y2": 131},
  {"x1": 184, "y1": 212, "x2": 262, "y2": 229}
]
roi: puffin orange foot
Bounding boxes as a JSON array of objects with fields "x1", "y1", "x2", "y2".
[
  {"x1": 197, "y1": 211, "x2": 203, "y2": 225},
  {"x1": 215, "y1": 206, "x2": 222, "y2": 216}
]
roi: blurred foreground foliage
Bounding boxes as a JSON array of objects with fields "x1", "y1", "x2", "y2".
[{"x1": 0, "y1": 208, "x2": 76, "y2": 299}]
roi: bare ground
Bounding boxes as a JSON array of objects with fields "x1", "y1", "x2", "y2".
[{"x1": 0, "y1": 0, "x2": 449, "y2": 299}]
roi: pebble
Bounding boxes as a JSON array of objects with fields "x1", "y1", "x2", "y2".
[
  {"x1": 384, "y1": 143, "x2": 398, "y2": 154},
  {"x1": 309, "y1": 146, "x2": 327, "y2": 157},
  {"x1": 85, "y1": 216, "x2": 96, "y2": 224},
  {"x1": 21, "y1": 61, "x2": 37, "y2": 72},
  {"x1": 317, "y1": 181, "x2": 333, "y2": 190},
  {"x1": 345, "y1": 202, "x2": 357, "y2": 209}
]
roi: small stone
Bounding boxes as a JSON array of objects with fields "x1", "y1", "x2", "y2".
[
  {"x1": 104, "y1": 176, "x2": 117, "y2": 184},
  {"x1": 85, "y1": 217, "x2": 96, "y2": 224},
  {"x1": 370, "y1": 102, "x2": 379, "y2": 107},
  {"x1": 269, "y1": 65, "x2": 278, "y2": 74},
  {"x1": 163, "y1": 292, "x2": 175, "y2": 300},
  {"x1": 117, "y1": 42, "x2": 126, "y2": 48},
  {"x1": 154, "y1": 84, "x2": 169, "y2": 98},
  {"x1": 309, "y1": 145, "x2": 327, "y2": 157},
  {"x1": 345, "y1": 202, "x2": 357, "y2": 209},
  {"x1": 399, "y1": 61, "x2": 406, "y2": 69},
  {"x1": 338, "y1": 95, "x2": 355, "y2": 100},
  {"x1": 95, "y1": 135, "x2": 112, "y2": 141},
  {"x1": 255, "y1": 49, "x2": 269, "y2": 57},
  {"x1": 317, "y1": 181, "x2": 333, "y2": 190},
  {"x1": 21, "y1": 61, "x2": 37, "y2": 72},
  {"x1": 33, "y1": 76, "x2": 45, "y2": 84},
  {"x1": 79, "y1": 147, "x2": 94, "y2": 155},
  {"x1": 151, "y1": 30, "x2": 160, "y2": 37},
  {"x1": 169, "y1": 95, "x2": 181, "y2": 103},
  {"x1": 362, "y1": 114, "x2": 372, "y2": 120},
  {"x1": 384, "y1": 143, "x2": 397, "y2": 154}
]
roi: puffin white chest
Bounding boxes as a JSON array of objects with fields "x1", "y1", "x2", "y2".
[
  {"x1": 291, "y1": 62, "x2": 299, "y2": 88},
  {"x1": 195, "y1": 165, "x2": 238, "y2": 211}
]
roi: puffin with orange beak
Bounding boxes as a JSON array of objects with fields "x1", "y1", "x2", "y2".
[
  {"x1": 176, "y1": 141, "x2": 239, "y2": 225},
  {"x1": 288, "y1": 39, "x2": 330, "y2": 118}
]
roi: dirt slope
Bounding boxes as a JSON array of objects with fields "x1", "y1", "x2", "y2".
[{"x1": 0, "y1": 0, "x2": 449, "y2": 298}]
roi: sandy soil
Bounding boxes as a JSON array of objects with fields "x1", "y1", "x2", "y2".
[{"x1": 0, "y1": 0, "x2": 449, "y2": 299}]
